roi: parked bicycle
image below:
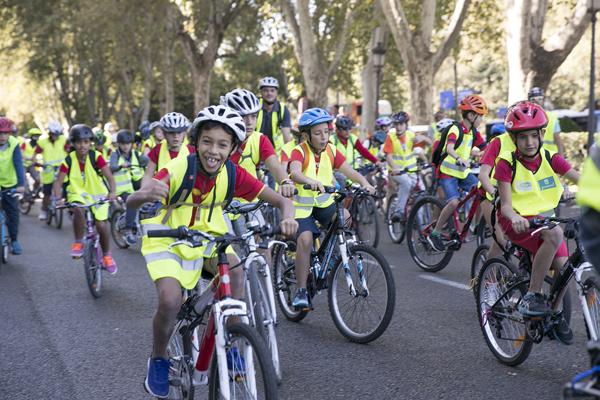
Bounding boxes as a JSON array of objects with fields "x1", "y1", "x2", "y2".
[
  {"x1": 147, "y1": 225, "x2": 278, "y2": 399},
  {"x1": 273, "y1": 185, "x2": 395, "y2": 343}
]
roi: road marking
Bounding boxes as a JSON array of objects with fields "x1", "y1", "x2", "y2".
[{"x1": 418, "y1": 274, "x2": 471, "y2": 291}]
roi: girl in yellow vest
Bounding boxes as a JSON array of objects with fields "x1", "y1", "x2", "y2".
[
  {"x1": 142, "y1": 112, "x2": 195, "y2": 186},
  {"x1": 53, "y1": 124, "x2": 118, "y2": 273},
  {"x1": 142, "y1": 121, "x2": 165, "y2": 156},
  {"x1": 109, "y1": 129, "x2": 149, "y2": 245},
  {"x1": 0, "y1": 117, "x2": 26, "y2": 255},
  {"x1": 495, "y1": 102, "x2": 579, "y2": 342},
  {"x1": 578, "y1": 139, "x2": 600, "y2": 269},
  {"x1": 35, "y1": 120, "x2": 69, "y2": 221},
  {"x1": 126, "y1": 105, "x2": 297, "y2": 398},
  {"x1": 383, "y1": 111, "x2": 431, "y2": 222},
  {"x1": 288, "y1": 108, "x2": 375, "y2": 310}
]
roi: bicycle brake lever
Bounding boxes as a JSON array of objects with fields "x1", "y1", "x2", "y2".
[{"x1": 168, "y1": 239, "x2": 202, "y2": 249}]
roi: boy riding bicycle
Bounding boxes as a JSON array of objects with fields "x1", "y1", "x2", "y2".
[
  {"x1": 126, "y1": 105, "x2": 298, "y2": 399},
  {"x1": 288, "y1": 108, "x2": 375, "y2": 310},
  {"x1": 383, "y1": 111, "x2": 431, "y2": 223},
  {"x1": 495, "y1": 101, "x2": 579, "y2": 343},
  {"x1": 53, "y1": 124, "x2": 118, "y2": 273},
  {"x1": 427, "y1": 95, "x2": 488, "y2": 251}
]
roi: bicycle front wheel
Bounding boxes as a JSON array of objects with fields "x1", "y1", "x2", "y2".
[
  {"x1": 353, "y1": 195, "x2": 379, "y2": 248},
  {"x1": 386, "y1": 194, "x2": 405, "y2": 244},
  {"x1": 19, "y1": 196, "x2": 32, "y2": 215},
  {"x1": 83, "y1": 240, "x2": 102, "y2": 298},
  {"x1": 208, "y1": 323, "x2": 278, "y2": 400},
  {"x1": 406, "y1": 196, "x2": 454, "y2": 272},
  {"x1": 272, "y1": 243, "x2": 308, "y2": 323},
  {"x1": 110, "y1": 210, "x2": 128, "y2": 249},
  {"x1": 166, "y1": 321, "x2": 195, "y2": 400},
  {"x1": 328, "y1": 244, "x2": 395, "y2": 343},
  {"x1": 470, "y1": 244, "x2": 489, "y2": 298},
  {"x1": 54, "y1": 207, "x2": 63, "y2": 229},
  {"x1": 583, "y1": 276, "x2": 600, "y2": 341},
  {"x1": 476, "y1": 257, "x2": 532, "y2": 366}
]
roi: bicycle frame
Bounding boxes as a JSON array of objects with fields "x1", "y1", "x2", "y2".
[{"x1": 449, "y1": 186, "x2": 483, "y2": 246}]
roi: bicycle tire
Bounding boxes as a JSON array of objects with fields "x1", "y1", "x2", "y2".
[
  {"x1": 582, "y1": 276, "x2": 600, "y2": 341},
  {"x1": 110, "y1": 210, "x2": 129, "y2": 249},
  {"x1": 475, "y1": 217, "x2": 488, "y2": 247},
  {"x1": 54, "y1": 208, "x2": 63, "y2": 229},
  {"x1": 406, "y1": 196, "x2": 454, "y2": 272},
  {"x1": 208, "y1": 322, "x2": 278, "y2": 400},
  {"x1": 45, "y1": 208, "x2": 53, "y2": 225},
  {"x1": 166, "y1": 321, "x2": 195, "y2": 400},
  {"x1": 327, "y1": 244, "x2": 395, "y2": 343},
  {"x1": 248, "y1": 261, "x2": 281, "y2": 383},
  {"x1": 470, "y1": 244, "x2": 490, "y2": 298},
  {"x1": 83, "y1": 240, "x2": 102, "y2": 298},
  {"x1": 386, "y1": 194, "x2": 405, "y2": 244},
  {"x1": 19, "y1": 196, "x2": 32, "y2": 215},
  {"x1": 272, "y1": 243, "x2": 308, "y2": 323},
  {"x1": 476, "y1": 257, "x2": 533, "y2": 366},
  {"x1": 354, "y1": 195, "x2": 379, "y2": 248}
]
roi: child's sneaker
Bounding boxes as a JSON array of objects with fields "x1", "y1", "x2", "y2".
[
  {"x1": 70, "y1": 242, "x2": 84, "y2": 258},
  {"x1": 102, "y1": 254, "x2": 118, "y2": 275}
]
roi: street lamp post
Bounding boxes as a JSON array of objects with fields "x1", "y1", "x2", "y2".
[
  {"x1": 372, "y1": 27, "x2": 387, "y2": 122},
  {"x1": 588, "y1": 0, "x2": 600, "y2": 152}
]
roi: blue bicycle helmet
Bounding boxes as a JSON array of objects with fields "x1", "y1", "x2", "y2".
[
  {"x1": 391, "y1": 111, "x2": 410, "y2": 124},
  {"x1": 372, "y1": 130, "x2": 387, "y2": 145},
  {"x1": 375, "y1": 116, "x2": 392, "y2": 128},
  {"x1": 489, "y1": 123, "x2": 506, "y2": 138},
  {"x1": 298, "y1": 108, "x2": 333, "y2": 132}
]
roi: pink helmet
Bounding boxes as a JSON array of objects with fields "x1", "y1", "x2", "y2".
[{"x1": 504, "y1": 101, "x2": 548, "y2": 133}]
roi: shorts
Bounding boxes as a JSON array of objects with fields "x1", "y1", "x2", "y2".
[
  {"x1": 296, "y1": 204, "x2": 336, "y2": 236},
  {"x1": 439, "y1": 173, "x2": 478, "y2": 202},
  {"x1": 497, "y1": 211, "x2": 568, "y2": 258},
  {"x1": 43, "y1": 183, "x2": 53, "y2": 196}
]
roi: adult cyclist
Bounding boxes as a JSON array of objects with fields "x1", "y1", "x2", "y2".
[
  {"x1": 528, "y1": 87, "x2": 565, "y2": 156},
  {"x1": 256, "y1": 76, "x2": 292, "y2": 156}
]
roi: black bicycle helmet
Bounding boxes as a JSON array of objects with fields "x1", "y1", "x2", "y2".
[
  {"x1": 116, "y1": 129, "x2": 134, "y2": 144},
  {"x1": 69, "y1": 124, "x2": 94, "y2": 142},
  {"x1": 391, "y1": 111, "x2": 410, "y2": 124}
]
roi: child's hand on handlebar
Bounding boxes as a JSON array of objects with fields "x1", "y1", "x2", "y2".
[
  {"x1": 510, "y1": 215, "x2": 530, "y2": 234},
  {"x1": 307, "y1": 180, "x2": 325, "y2": 193},
  {"x1": 280, "y1": 218, "x2": 299, "y2": 237}
]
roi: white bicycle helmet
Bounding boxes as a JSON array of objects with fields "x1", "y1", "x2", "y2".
[
  {"x1": 191, "y1": 105, "x2": 246, "y2": 144},
  {"x1": 47, "y1": 120, "x2": 63, "y2": 135},
  {"x1": 160, "y1": 112, "x2": 190, "y2": 133},
  {"x1": 258, "y1": 76, "x2": 279, "y2": 89},
  {"x1": 220, "y1": 88, "x2": 261, "y2": 116},
  {"x1": 436, "y1": 118, "x2": 455, "y2": 132}
]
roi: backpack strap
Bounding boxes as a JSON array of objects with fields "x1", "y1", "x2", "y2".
[
  {"x1": 224, "y1": 159, "x2": 236, "y2": 210},
  {"x1": 510, "y1": 151, "x2": 517, "y2": 184},
  {"x1": 543, "y1": 149, "x2": 552, "y2": 166},
  {"x1": 169, "y1": 154, "x2": 197, "y2": 207}
]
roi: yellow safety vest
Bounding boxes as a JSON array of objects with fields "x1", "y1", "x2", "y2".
[
  {"x1": 331, "y1": 133, "x2": 359, "y2": 168},
  {"x1": 141, "y1": 156, "x2": 232, "y2": 289},
  {"x1": 236, "y1": 131, "x2": 262, "y2": 179},
  {"x1": 577, "y1": 142, "x2": 600, "y2": 213},
  {"x1": 498, "y1": 149, "x2": 563, "y2": 216},
  {"x1": 543, "y1": 111, "x2": 559, "y2": 153},
  {"x1": 256, "y1": 99, "x2": 285, "y2": 155},
  {"x1": 440, "y1": 125, "x2": 474, "y2": 179},
  {"x1": 39, "y1": 136, "x2": 67, "y2": 184},
  {"x1": 63, "y1": 151, "x2": 108, "y2": 204},
  {"x1": 388, "y1": 131, "x2": 417, "y2": 172},
  {"x1": 157, "y1": 143, "x2": 190, "y2": 171},
  {"x1": 143, "y1": 137, "x2": 159, "y2": 153},
  {"x1": 0, "y1": 136, "x2": 19, "y2": 188},
  {"x1": 22, "y1": 140, "x2": 35, "y2": 168},
  {"x1": 482, "y1": 133, "x2": 516, "y2": 201},
  {"x1": 280, "y1": 140, "x2": 297, "y2": 163},
  {"x1": 293, "y1": 142, "x2": 336, "y2": 219},
  {"x1": 114, "y1": 151, "x2": 143, "y2": 195}
]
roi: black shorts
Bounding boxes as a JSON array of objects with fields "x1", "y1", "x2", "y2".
[
  {"x1": 296, "y1": 204, "x2": 336, "y2": 236},
  {"x1": 42, "y1": 183, "x2": 53, "y2": 196}
]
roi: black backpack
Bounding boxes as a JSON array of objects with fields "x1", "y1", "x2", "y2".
[{"x1": 431, "y1": 122, "x2": 463, "y2": 166}]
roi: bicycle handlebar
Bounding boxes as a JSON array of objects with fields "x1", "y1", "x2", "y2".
[{"x1": 56, "y1": 198, "x2": 110, "y2": 210}]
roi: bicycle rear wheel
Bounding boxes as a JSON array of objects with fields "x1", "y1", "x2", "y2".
[
  {"x1": 110, "y1": 210, "x2": 128, "y2": 249},
  {"x1": 353, "y1": 195, "x2": 379, "y2": 248},
  {"x1": 19, "y1": 196, "x2": 32, "y2": 215},
  {"x1": 476, "y1": 257, "x2": 532, "y2": 366},
  {"x1": 272, "y1": 243, "x2": 308, "y2": 322},
  {"x1": 83, "y1": 240, "x2": 102, "y2": 298},
  {"x1": 166, "y1": 321, "x2": 195, "y2": 400},
  {"x1": 386, "y1": 194, "x2": 405, "y2": 244},
  {"x1": 406, "y1": 196, "x2": 454, "y2": 272},
  {"x1": 470, "y1": 244, "x2": 489, "y2": 297},
  {"x1": 208, "y1": 323, "x2": 278, "y2": 400},
  {"x1": 328, "y1": 244, "x2": 395, "y2": 343},
  {"x1": 45, "y1": 208, "x2": 53, "y2": 225}
]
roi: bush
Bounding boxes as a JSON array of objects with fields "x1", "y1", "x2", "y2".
[{"x1": 561, "y1": 131, "x2": 598, "y2": 171}]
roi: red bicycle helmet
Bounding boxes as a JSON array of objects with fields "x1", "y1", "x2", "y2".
[
  {"x1": 0, "y1": 117, "x2": 15, "y2": 133},
  {"x1": 504, "y1": 101, "x2": 548, "y2": 133},
  {"x1": 459, "y1": 95, "x2": 488, "y2": 115}
]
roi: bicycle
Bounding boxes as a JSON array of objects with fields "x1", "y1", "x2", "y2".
[
  {"x1": 44, "y1": 165, "x2": 63, "y2": 229},
  {"x1": 227, "y1": 200, "x2": 286, "y2": 384},
  {"x1": 0, "y1": 189, "x2": 18, "y2": 269},
  {"x1": 563, "y1": 341, "x2": 600, "y2": 399},
  {"x1": 19, "y1": 169, "x2": 42, "y2": 215},
  {"x1": 360, "y1": 162, "x2": 387, "y2": 214},
  {"x1": 257, "y1": 165, "x2": 281, "y2": 229},
  {"x1": 57, "y1": 199, "x2": 111, "y2": 298},
  {"x1": 406, "y1": 165, "x2": 487, "y2": 272},
  {"x1": 109, "y1": 197, "x2": 141, "y2": 249},
  {"x1": 147, "y1": 225, "x2": 278, "y2": 399},
  {"x1": 273, "y1": 185, "x2": 395, "y2": 343},
  {"x1": 344, "y1": 183, "x2": 380, "y2": 248},
  {"x1": 475, "y1": 216, "x2": 597, "y2": 366}
]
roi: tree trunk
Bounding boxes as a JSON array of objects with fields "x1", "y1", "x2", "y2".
[
  {"x1": 407, "y1": 61, "x2": 435, "y2": 124},
  {"x1": 360, "y1": 55, "x2": 376, "y2": 138}
]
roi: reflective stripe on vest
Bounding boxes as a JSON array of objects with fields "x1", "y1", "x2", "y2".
[
  {"x1": 577, "y1": 142, "x2": 600, "y2": 212},
  {"x1": 39, "y1": 136, "x2": 67, "y2": 184},
  {"x1": 256, "y1": 99, "x2": 285, "y2": 154},
  {"x1": 292, "y1": 142, "x2": 335, "y2": 219},
  {"x1": 114, "y1": 151, "x2": 142, "y2": 195},
  {"x1": 157, "y1": 143, "x2": 190, "y2": 171},
  {"x1": 0, "y1": 136, "x2": 19, "y2": 188},
  {"x1": 439, "y1": 125, "x2": 473, "y2": 179},
  {"x1": 499, "y1": 149, "x2": 563, "y2": 216}
]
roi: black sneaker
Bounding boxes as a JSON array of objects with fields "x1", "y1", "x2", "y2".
[
  {"x1": 427, "y1": 232, "x2": 445, "y2": 252},
  {"x1": 551, "y1": 313, "x2": 574, "y2": 345},
  {"x1": 292, "y1": 288, "x2": 310, "y2": 310},
  {"x1": 518, "y1": 292, "x2": 551, "y2": 317}
]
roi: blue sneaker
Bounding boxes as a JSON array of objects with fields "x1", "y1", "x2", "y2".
[
  {"x1": 292, "y1": 288, "x2": 310, "y2": 310},
  {"x1": 226, "y1": 347, "x2": 246, "y2": 375},
  {"x1": 144, "y1": 357, "x2": 170, "y2": 398},
  {"x1": 11, "y1": 240, "x2": 22, "y2": 255},
  {"x1": 124, "y1": 231, "x2": 137, "y2": 246}
]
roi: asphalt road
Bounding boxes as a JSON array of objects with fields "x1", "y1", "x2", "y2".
[{"x1": 0, "y1": 205, "x2": 589, "y2": 400}]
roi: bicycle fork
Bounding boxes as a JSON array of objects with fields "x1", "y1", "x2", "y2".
[{"x1": 337, "y1": 234, "x2": 369, "y2": 297}]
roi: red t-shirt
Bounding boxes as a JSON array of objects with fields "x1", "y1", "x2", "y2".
[
  {"x1": 289, "y1": 146, "x2": 346, "y2": 172},
  {"x1": 493, "y1": 151, "x2": 571, "y2": 183},
  {"x1": 230, "y1": 134, "x2": 276, "y2": 164},
  {"x1": 155, "y1": 164, "x2": 264, "y2": 225},
  {"x1": 34, "y1": 142, "x2": 70, "y2": 154},
  {"x1": 479, "y1": 137, "x2": 502, "y2": 167},
  {"x1": 148, "y1": 143, "x2": 196, "y2": 164},
  {"x1": 59, "y1": 154, "x2": 107, "y2": 175}
]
